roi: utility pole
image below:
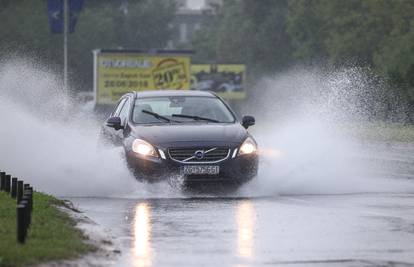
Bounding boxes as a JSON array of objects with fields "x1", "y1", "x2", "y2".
[{"x1": 63, "y1": 0, "x2": 68, "y2": 91}]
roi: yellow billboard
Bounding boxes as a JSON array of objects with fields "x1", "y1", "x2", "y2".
[
  {"x1": 190, "y1": 64, "x2": 246, "y2": 99},
  {"x1": 94, "y1": 51, "x2": 191, "y2": 105}
]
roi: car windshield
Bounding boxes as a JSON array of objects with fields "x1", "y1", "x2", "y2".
[{"x1": 132, "y1": 96, "x2": 235, "y2": 124}]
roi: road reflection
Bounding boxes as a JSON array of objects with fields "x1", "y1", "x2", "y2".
[
  {"x1": 236, "y1": 200, "x2": 256, "y2": 260},
  {"x1": 130, "y1": 199, "x2": 256, "y2": 267},
  {"x1": 133, "y1": 202, "x2": 152, "y2": 267}
]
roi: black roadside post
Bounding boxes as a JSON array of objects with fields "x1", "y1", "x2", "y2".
[
  {"x1": 17, "y1": 180, "x2": 24, "y2": 204},
  {"x1": 11, "y1": 178, "x2": 18, "y2": 198},
  {"x1": 24, "y1": 184, "x2": 32, "y2": 208},
  {"x1": 26, "y1": 187, "x2": 33, "y2": 211},
  {"x1": 29, "y1": 187, "x2": 34, "y2": 210},
  {"x1": 22, "y1": 195, "x2": 31, "y2": 228},
  {"x1": 20, "y1": 199, "x2": 29, "y2": 237},
  {"x1": 0, "y1": 171, "x2": 5, "y2": 191},
  {"x1": 24, "y1": 189, "x2": 32, "y2": 213},
  {"x1": 17, "y1": 203, "x2": 27, "y2": 244},
  {"x1": 5, "y1": 174, "x2": 11, "y2": 193}
]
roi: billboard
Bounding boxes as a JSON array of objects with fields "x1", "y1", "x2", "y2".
[
  {"x1": 94, "y1": 51, "x2": 191, "y2": 105},
  {"x1": 190, "y1": 64, "x2": 246, "y2": 99}
]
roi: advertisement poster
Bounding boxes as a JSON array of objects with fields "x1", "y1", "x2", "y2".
[
  {"x1": 190, "y1": 64, "x2": 246, "y2": 99},
  {"x1": 95, "y1": 51, "x2": 191, "y2": 105}
]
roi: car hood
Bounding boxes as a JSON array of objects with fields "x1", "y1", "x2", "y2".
[{"x1": 130, "y1": 123, "x2": 247, "y2": 147}]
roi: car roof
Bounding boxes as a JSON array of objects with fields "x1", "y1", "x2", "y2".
[{"x1": 134, "y1": 90, "x2": 216, "y2": 98}]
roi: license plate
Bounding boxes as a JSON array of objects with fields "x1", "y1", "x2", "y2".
[{"x1": 181, "y1": 165, "x2": 220, "y2": 175}]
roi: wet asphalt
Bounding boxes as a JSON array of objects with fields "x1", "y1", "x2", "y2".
[
  {"x1": 69, "y1": 193, "x2": 414, "y2": 267},
  {"x1": 69, "y1": 143, "x2": 414, "y2": 267}
]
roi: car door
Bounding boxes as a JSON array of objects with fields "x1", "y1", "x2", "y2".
[
  {"x1": 112, "y1": 97, "x2": 132, "y2": 145},
  {"x1": 102, "y1": 98, "x2": 127, "y2": 145}
]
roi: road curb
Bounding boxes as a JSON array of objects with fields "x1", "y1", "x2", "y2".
[{"x1": 35, "y1": 200, "x2": 121, "y2": 267}]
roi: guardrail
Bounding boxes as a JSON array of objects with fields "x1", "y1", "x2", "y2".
[{"x1": 0, "y1": 171, "x2": 33, "y2": 244}]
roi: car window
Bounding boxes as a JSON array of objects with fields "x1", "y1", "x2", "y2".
[
  {"x1": 144, "y1": 99, "x2": 182, "y2": 116},
  {"x1": 118, "y1": 98, "x2": 131, "y2": 124},
  {"x1": 132, "y1": 96, "x2": 235, "y2": 124},
  {"x1": 112, "y1": 98, "x2": 127, "y2": 117}
]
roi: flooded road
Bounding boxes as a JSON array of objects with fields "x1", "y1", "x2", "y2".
[
  {"x1": 70, "y1": 192, "x2": 414, "y2": 267},
  {"x1": 66, "y1": 142, "x2": 414, "y2": 267},
  {"x1": 1, "y1": 42, "x2": 414, "y2": 267}
]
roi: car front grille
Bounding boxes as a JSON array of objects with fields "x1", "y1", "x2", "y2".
[{"x1": 168, "y1": 147, "x2": 230, "y2": 163}]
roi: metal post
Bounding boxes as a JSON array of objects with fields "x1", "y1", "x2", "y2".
[
  {"x1": 63, "y1": 0, "x2": 68, "y2": 91},
  {"x1": 27, "y1": 187, "x2": 33, "y2": 211},
  {"x1": 5, "y1": 174, "x2": 11, "y2": 193},
  {"x1": 21, "y1": 199, "x2": 29, "y2": 234},
  {"x1": 17, "y1": 204, "x2": 26, "y2": 244},
  {"x1": 24, "y1": 190, "x2": 32, "y2": 213},
  {"x1": 22, "y1": 195, "x2": 31, "y2": 227},
  {"x1": 11, "y1": 178, "x2": 18, "y2": 198},
  {"x1": 0, "y1": 172, "x2": 5, "y2": 191},
  {"x1": 17, "y1": 181, "x2": 24, "y2": 204}
]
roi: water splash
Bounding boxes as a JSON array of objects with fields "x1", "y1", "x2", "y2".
[
  {"x1": 0, "y1": 59, "x2": 412, "y2": 198},
  {"x1": 0, "y1": 58, "x2": 179, "y2": 197},
  {"x1": 239, "y1": 67, "x2": 414, "y2": 196}
]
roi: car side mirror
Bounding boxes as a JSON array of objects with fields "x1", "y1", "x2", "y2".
[
  {"x1": 242, "y1": 115, "x2": 255, "y2": 129},
  {"x1": 106, "y1": 116, "x2": 122, "y2": 130}
]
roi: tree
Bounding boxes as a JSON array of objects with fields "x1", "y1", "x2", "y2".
[
  {"x1": 192, "y1": 0, "x2": 293, "y2": 75},
  {"x1": 373, "y1": 1, "x2": 414, "y2": 100},
  {"x1": 287, "y1": 0, "x2": 414, "y2": 101},
  {"x1": 0, "y1": 0, "x2": 177, "y2": 92},
  {"x1": 286, "y1": 0, "x2": 327, "y2": 62}
]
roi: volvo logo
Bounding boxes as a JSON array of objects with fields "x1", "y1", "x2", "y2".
[{"x1": 194, "y1": 150, "x2": 205, "y2": 160}]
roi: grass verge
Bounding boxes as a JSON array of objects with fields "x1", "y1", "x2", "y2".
[{"x1": 0, "y1": 191, "x2": 94, "y2": 267}]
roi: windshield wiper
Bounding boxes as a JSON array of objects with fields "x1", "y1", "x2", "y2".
[
  {"x1": 142, "y1": 109, "x2": 171, "y2": 122},
  {"x1": 172, "y1": 114, "x2": 220, "y2": 123}
]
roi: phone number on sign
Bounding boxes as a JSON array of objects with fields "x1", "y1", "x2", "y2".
[{"x1": 104, "y1": 80, "x2": 149, "y2": 88}]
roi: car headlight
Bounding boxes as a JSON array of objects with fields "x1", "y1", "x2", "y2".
[
  {"x1": 238, "y1": 137, "x2": 257, "y2": 155},
  {"x1": 132, "y1": 139, "x2": 158, "y2": 157}
]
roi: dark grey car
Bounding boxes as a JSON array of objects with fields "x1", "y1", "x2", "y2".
[{"x1": 101, "y1": 90, "x2": 258, "y2": 185}]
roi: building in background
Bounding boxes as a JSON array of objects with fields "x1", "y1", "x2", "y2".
[
  {"x1": 204, "y1": 0, "x2": 222, "y2": 10},
  {"x1": 175, "y1": 0, "x2": 187, "y2": 8},
  {"x1": 167, "y1": 0, "x2": 222, "y2": 49}
]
